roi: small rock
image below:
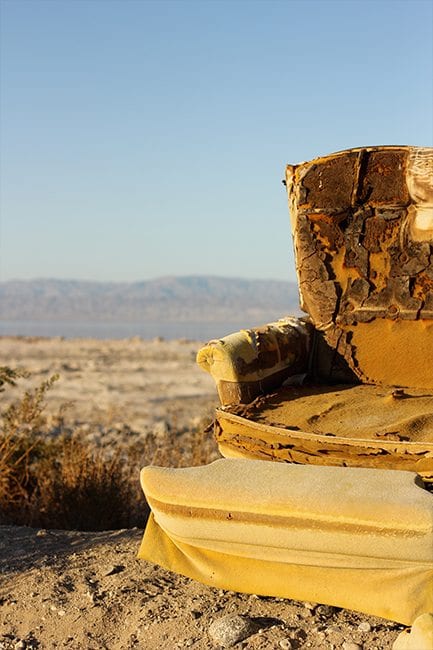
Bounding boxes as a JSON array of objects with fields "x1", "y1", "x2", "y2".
[
  {"x1": 303, "y1": 602, "x2": 317, "y2": 610},
  {"x1": 279, "y1": 639, "x2": 293, "y2": 649},
  {"x1": 208, "y1": 614, "x2": 259, "y2": 648},
  {"x1": 358, "y1": 621, "x2": 372, "y2": 633},
  {"x1": 342, "y1": 643, "x2": 362, "y2": 650},
  {"x1": 14, "y1": 642, "x2": 27, "y2": 650},
  {"x1": 103, "y1": 564, "x2": 125, "y2": 577},
  {"x1": 315, "y1": 604, "x2": 336, "y2": 617}
]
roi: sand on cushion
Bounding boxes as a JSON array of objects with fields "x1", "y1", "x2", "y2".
[{"x1": 230, "y1": 383, "x2": 433, "y2": 442}]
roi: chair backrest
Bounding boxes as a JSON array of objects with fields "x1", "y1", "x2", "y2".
[{"x1": 286, "y1": 146, "x2": 433, "y2": 388}]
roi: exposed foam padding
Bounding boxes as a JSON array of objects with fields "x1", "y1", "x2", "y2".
[{"x1": 138, "y1": 459, "x2": 433, "y2": 624}]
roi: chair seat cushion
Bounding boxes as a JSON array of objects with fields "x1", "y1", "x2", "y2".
[
  {"x1": 138, "y1": 459, "x2": 433, "y2": 624},
  {"x1": 215, "y1": 384, "x2": 433, "y2": 480}
]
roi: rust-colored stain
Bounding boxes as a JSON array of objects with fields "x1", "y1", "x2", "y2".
[{"x1": 286, "y1": 146, "x2": 433, "y2": 388}]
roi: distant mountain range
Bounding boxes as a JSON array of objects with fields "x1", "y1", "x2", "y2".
[{"x1": 0, "y1": 276, "x2": 301, "y2": 323}]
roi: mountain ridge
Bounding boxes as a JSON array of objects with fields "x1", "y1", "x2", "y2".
[{"x1": 0, "y1": 276, "x2": 301, "y2": 322}]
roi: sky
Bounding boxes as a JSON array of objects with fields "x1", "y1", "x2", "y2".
[{"x1": 1, "y1": 0, "x2": 432, "y2": 284}]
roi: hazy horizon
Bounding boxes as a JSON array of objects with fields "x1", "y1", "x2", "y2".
[
  {"x1": 0, "y1": 272, "x2": 297, "y2": 284},
  {"x1": 1, "y1": 0, "x2": 432, "y2": 284},
  {"x1": 0, "y1": 275, "x2": 301, "y2": 339}
]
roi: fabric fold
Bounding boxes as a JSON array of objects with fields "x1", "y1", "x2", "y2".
[{"x1": 138, "y1": 459, "x2": 433, "y2": 624}]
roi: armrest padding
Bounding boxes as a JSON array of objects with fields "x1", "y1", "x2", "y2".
[{"x1": 196, "y1": 317, "x2": 313, "y2": 404}]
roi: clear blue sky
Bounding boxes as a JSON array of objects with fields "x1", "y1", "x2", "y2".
[{"x1": 1, "y1": 0, "x2": 432, "y2": 283}]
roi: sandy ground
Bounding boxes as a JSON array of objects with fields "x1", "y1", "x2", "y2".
[
  {"x1": 0, "y1": 336, "x2": 217, "y2": 439},
  {"x1": 0, "y1": 337, "x2": 411, "y2": 649}
]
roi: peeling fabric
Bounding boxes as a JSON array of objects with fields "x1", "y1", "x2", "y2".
[{"x1": 285, "y1": 146, "x2": 433, "y2": 387}]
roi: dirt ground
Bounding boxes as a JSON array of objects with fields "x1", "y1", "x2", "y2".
[{"x1": 0, "y1": 337, "x2": 413, "y2": 649}]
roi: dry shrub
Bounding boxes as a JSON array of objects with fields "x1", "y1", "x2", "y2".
[
  {"x1": 0, "y1": 366, "x2": 216, "y2": 531},
  {"x1": 33, "y1": 439, "x2": 147, "y2": 530},
  {"x1": 0, "y1": 432, "x2": 37, "y2": 510},
  {"x1": 0, "y1": 368, "x2": 149, "y2": 530},
  {"x1": 0, "y1": 433, "x2": 148, "y2": 531},
  {"x1": 0, "y1": 366, "x2": 28, "y2": 392},
  {"x1": 0, "y1": 367, "x2": 53, "y2": 518}
]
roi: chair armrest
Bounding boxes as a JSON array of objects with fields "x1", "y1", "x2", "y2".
[{"x1": 196, "y1": 317, "x2": 313, "y2": 405}]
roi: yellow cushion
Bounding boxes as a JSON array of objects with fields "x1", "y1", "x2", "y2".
[{"x1": 138, "y1": 459, "x2": 433, "y2": 624}]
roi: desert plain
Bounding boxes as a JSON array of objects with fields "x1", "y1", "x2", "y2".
[{"x1": 0, "y1": 336, "x2": 413, "y2": 649}]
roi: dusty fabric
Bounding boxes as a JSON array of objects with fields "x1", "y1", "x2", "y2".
[
  {"x1": 349, "y1": 319, "x2": 433, "y2": 389},
  {"x1": 138, "y1": 459, "x2": 433, "y2": 625},
  {"x1": 196, "y1": 317, "x2": 311, "y2": 384}
]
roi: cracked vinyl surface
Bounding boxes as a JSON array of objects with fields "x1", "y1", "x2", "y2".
[{"x1": 286, "y1": 146, "x2": 433, "y2": 388}]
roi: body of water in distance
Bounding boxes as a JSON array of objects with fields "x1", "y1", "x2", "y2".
[{"x1": 0, "y1": 320, "x2": 262, "y2": 341}]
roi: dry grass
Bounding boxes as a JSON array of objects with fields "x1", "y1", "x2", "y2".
[{"x1": 0, "y1": 367, "x2": 216, "y2": 531}]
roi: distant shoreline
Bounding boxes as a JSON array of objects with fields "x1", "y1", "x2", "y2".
[{"x1": 0, "y1": 318, "x2": 288, "y2": 341}]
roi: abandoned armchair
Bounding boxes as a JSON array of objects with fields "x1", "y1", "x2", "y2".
[
  {"x1": 197, "y1": 145, "x2": 433, "y2": 481},
  {"x1": 139, "y1": 146, "x2": 433, "y2": 641}
]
